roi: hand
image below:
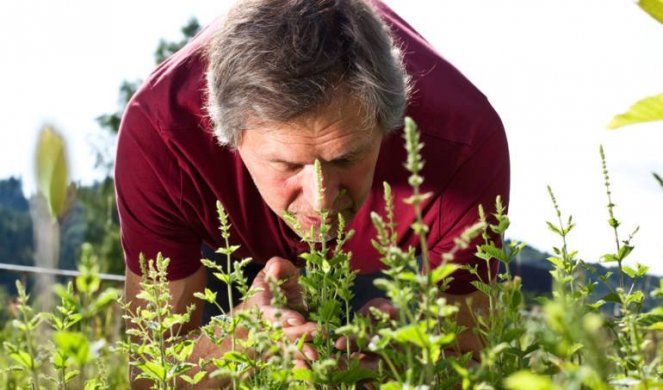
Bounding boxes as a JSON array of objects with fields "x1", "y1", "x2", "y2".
[
  {"x1": 335, "y1": 298, "x2": 398, "y2": 370},
  {"x1": 237, "y1": 256, "x2": 318, "y2": 366}
]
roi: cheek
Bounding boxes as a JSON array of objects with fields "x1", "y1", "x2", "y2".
[
  {"x1": 343, "y1": 158, "x2": 379, "y2": 202},
  {"x1": 266, "y1": 174, "x2": 304, "y2": 211}
]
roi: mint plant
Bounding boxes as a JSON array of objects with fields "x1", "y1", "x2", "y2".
[
  {"x1": 119, "y1": 254, "x2": 198, "y2": 389},
  {"x1": 3, "y1": 116, "x2": 662, "y2": 389}
]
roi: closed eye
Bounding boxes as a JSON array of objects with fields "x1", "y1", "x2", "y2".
[
  {"x1": 275, "y1": 162, "x2": 303, "y2": 173},
  {"x1": 331, "y1": 157, "x2": 356, "y2": 168}
]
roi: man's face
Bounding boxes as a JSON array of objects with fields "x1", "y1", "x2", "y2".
[{"x1": 237, "y1": 94, "x2": 383, "y2": 239}]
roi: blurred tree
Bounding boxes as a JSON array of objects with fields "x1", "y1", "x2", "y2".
[
  {"x1": 95, "y1": 18, "x2": 201, "y2": 137},
  {"x1": 0, "y1": 178, "x2": 33, "y2": 267},
  {"x1": 81, "y1": 18, "x2": 202, "y2": 274}
]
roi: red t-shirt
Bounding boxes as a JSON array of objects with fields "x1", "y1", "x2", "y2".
[{"x1": 115, "y1": 1, "x2": 510, "y2": 295}]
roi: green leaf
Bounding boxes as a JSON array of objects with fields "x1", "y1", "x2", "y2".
[
  {"x1": 637, "y1": 312, "x2": 663, "y2": 326},
  {"x1": 546, "y1": 256, "x2": 565, "y2": 269},
  {"x1": 430, "y1": 263, "x2": 458, "y2": 284},
  {"x1": 222, "y1": 350, "x2": 252, "y2": 365},
  {"x1": 91, "y1": 288, "x2": 120, "y2": 312},
  {"x1": 137, "y1": 361, "x2": 166, "y2": 382},
  {"x1": 292, "y1": 367, "x2": 313, "y2": 382},
  {"x1": 216, "y1": 245, "x2": 240, "y2": 256},
  {"x1": 478, "y1": 244, "x2": 507, "y2": 263},
  {"x1": 194, "y1": 288, "x2": 217, "y2": 304},
  {"x1": 639, "y1": 0, "x2": 663, "y2": 23},
  {"x1": 601, "y1": 292, "x2": 623, "y2": 304},
  {"x1": 213, "y1": 272, "x2": 231, "y2": 284},
  {"x1": 391, "y1": 322, "x2": 429, "y2": 348},
  {"x1": 545, "y1": 221, "x2": 563, "y2": 236},
  {"x1": 471, "y1": 280, "x2": 492, "y2": 296},
  {"x1": 504, "y1": 370, "x2": 558, "y2": 390},
  {"x1": 601, "y1": 253, "x2": 619, "y2": 263},
  {"x1": 332, "y1": 367, "x2": 378, "y2": 384},
  {"x1": 64, "y1": 370, "x2": 79, "y2": 383},
  {"x1": 53, "y1": 350, "x2": 67, "y2": 369},
  {"x1": 617, "y1": 245, "x2": 634, "y2": 261},
  {"x1": 35, "y1": 126, "x2": 70, "y2": 217},
  {"x1": 608, "y1": 92, "x2": 663, "y2": 129},
  {"x1": 380, "y1": 381, "x2": 402, "y2": 390},
  {"x1": 181, "y1": 371, "x2": 206, "y2": 385},
  {"x1": 622, "y1": 265, "x2": 637, "y2": 278},
  {"x1": 54, "y1": 331, "x2": 91, "y2": 365},
  {"x1": 654, "y1": 172, "x2": 663, "y2": 189},
  {"x1": 10, "y1": 351, "x2": 34, "y2": 369}
]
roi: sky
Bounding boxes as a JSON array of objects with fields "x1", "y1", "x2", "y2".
[{"x1": 1, "y1": 1, "x2": 662, "y2": 275}]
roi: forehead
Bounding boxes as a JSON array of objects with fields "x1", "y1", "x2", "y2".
[{"x1": 241, "y1": 94, "x2": 382, "y2": 160}]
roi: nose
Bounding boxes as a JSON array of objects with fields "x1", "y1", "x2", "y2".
[{"x1": 301, "y1": 161, "x2": 340, "y2": 212}]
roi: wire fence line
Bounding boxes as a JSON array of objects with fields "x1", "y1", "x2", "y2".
[{"x1": 0, "y1": 262, "x2": 125, "y2": 282}]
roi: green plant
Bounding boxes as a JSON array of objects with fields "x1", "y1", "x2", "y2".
[
  {"x1": 120, "y1": 254, "x2": 198, "y2": 389},
  {"x1": 3, "y1": 115, "x2": 662, "y2": 389}
]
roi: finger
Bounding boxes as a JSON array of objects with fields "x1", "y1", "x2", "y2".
[
  {"x1": 352, "y1": 351, "x2": 380, "y2": 371},
  {"x1": 256, "y1": 257, "x2": 306, "y2": 310},
  {"x1": 289, "y1": 342, "x2": 318, "y2": 362},
  {"x1": 301, "y1": 342, "x2": 318, "y2": 361},
  {"x1": 259, "y1": 306, "x2": 308, "y2": 327},
  {"x1": 280, "y1": 342, "x2": 318, "y2": 362},
  {"x1": 335, "y1": 335, "x2": 357, "y2": 351},
  {"x1": 264, "y1": 257, "x2": 306, "y2": 309},
  {"x1": 283, "y1": 322, "x2": 318, "y2": 343},
  {"x1": 263, "y1": 256, "x2": 299, "y2": 281}
]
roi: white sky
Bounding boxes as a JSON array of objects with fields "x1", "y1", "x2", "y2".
[{"x1": 0, "y1": 1, "x2": 662, "y2": 275}]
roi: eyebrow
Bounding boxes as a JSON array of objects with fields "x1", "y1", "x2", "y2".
[{"x1": 269, "y1": 143, "x2": 370, "y2": 165}]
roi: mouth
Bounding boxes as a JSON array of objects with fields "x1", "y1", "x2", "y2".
[
  {"x1": 284, "y1": 210, "x2": 352, "y2": 241},
  {"x1": 301, "y1": 214, "x2": 333, "y2": 227}
]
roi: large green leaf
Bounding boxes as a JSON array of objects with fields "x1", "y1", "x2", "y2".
[
  {"x1": 608, "y1": 93, "x2": 663, "y2": 129},
  {"x1": 504, "y1": 370, "x2": 559, "y2": 390},
  {"x1": 54, "y1": 331, "x2": 92, "y2": 365},
  {"x1": 639, "y1": 0, "x2": 663, "y2": 23},
  {"x1": 35, "y1": 126, "x2": 69, "y2": 217}
]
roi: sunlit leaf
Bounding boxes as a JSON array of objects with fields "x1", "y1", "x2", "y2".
[
  {"x1": 64, "y1": 369, "x2": 79, "y2": 383},
  {"x1": 504, "y1": 370, "x2": 558, "y2": 390},
  {"x1": 181, "y1": 371, "x2": 206, "y2": 385},
  {"x1": 10, "y1": 351, "x2": 34, "y2": 369},
  {"x1": 35, "y1": 126, "x2": 70, "y2": 217},
  {"x1": 292, "y1": 367, "x2": 313, "y2": 382},
  {"x1": 608, "y1": 93, "x2": 663, "y2": 129},
  {"x1": 430, "y1": 263, "x2": 458, "y2": 284},
  {"x1": 639, "y1": 0, "x2": 663, "y2": 23},
  {"x1": 137, "y1": 361, "x2": 166, "y2": 381},
  {"x1": 54, "y1": 331, "x2": 91, "y2": 365},
  {"x1": 91, "y1": 288, "x2": 120, "y2": 312}
]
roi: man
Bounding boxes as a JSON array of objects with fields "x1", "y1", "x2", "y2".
[{"x1": 116, "y1": 0, "x2": 509, "y2": 387}]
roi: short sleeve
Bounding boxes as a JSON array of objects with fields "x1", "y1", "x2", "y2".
[
  {"x1": 115, "y1": 100, "x2": 203, "y2": 280},
  {"x1": 429, "y1": 122, "x2": 510, "y2": 295}
]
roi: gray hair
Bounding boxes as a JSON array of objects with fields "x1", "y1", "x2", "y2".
[{"x1": 205, "y1": 0, "x2": 410, "y2": 147}]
